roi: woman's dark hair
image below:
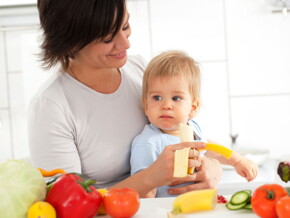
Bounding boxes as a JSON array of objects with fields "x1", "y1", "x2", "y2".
[{"x1": 37, "y1": 0, "x2": 125, "y2": 70}]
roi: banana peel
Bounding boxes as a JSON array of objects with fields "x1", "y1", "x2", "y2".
[{"x1": 201, "y1": 143, "x2": 233, "y2": 159}]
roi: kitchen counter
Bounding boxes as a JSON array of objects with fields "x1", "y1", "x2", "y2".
[{"x1": 98, "y1": 159, "x2": 286, "y2": 218}]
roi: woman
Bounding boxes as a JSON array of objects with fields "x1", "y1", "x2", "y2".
[{"x1": 28, "y1": 0, "x2": 222, "y2": 197}]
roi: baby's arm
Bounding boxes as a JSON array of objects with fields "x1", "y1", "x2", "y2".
[
  {"x1": 205, "y1": 141, "x2": 259, "y2": 182},
  {"x1": 144, "y1": 188, "x2": 157, "y2": 198}
]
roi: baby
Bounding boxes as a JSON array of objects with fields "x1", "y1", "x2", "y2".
[{"x1": 130, "y1": 50, "x2": 258, "y2": 197}]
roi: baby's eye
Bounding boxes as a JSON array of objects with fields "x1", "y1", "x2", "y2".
[
  {"x1": 153, "y1": 95, "x2": 162, "y2": 101},
  {"x1": 172, "y1": 96, "x2": 181, "y2": 101}
]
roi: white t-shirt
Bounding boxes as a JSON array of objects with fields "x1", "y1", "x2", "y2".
[{"x1": 28, "y1": 55, "x2": 148, "y2": 188}]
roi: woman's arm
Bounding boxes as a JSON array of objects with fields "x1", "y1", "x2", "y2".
[
  {"x1": 110, "y1": 142, "x2": 207, "y2": 197},
  {"x1": 28, "y1": 97, "x2": 81, "y2": 172}
]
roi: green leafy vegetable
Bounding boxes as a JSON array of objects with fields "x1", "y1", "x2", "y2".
[
  {"x1": 277, "y1": 161, "x2": 290, "y2": 183},
  {"x1": 0, "y1": 160, "x2": 47, "y2": 218}
]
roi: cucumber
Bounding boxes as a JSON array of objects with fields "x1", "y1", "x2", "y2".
[
  {"x1": 230, "y1": 191, "x2": 250, "y2": 205},
  {"x1": 285, "y1": 187, "x2": 290, "y2": 196},
  {"x1": 226, "y1": 202, "x2": 248, "y2": 210},
  {"x1": 243, "y1": 203, "x2": 252, "y2": 210},
  {"x1": 243, "y1": 190, "x2": 252, "y2": 196}
]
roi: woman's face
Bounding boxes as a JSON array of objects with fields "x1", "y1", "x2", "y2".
[{"x1": 75, "y1": 11, "x2": 131, "y2": 70}]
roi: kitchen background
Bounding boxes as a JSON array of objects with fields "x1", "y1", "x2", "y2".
[{"x1": 0, "y1": 0, "x2": 290, "y2": 166}]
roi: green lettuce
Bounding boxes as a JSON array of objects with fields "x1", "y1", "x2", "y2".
[{"x1": 0, "y1": 160, "x2": 47, "y2": 218}]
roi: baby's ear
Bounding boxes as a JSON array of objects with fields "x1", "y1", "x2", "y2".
[
  {"x1": 189, "y1": 98, "x2": 200, "y2": 118},
  {"x1": 143, "y1": 99, "x2": 149, "y2": 115}
]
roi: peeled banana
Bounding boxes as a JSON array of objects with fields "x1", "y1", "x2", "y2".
[
  {"x1": 173, "y1": 147, "x2": 190, "y2": 177},
  {"x1": 173, "y1": 123, "x2": 194, "y2": 177},
  {"x1": 168, "y1": 189, "x2": 218, "y2": 216}
]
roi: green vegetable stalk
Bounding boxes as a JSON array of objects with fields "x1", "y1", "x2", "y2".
[{"x1": 277, "y1": 161, "x2": 290, "y2": 183}]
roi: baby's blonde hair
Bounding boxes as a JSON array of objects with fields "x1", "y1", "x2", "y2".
[{"x1": 142, "y1": 50, "x2": 201, "y2": 107}]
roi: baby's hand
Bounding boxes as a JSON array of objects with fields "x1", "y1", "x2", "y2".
[{"x1": 234, "y1": 157, "x2": 259, "y2": 182}]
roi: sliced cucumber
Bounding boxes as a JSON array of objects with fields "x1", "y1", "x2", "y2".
[
  {"x1": 285, "y1": 187, "x2": 290, "y2": 196},
  {"x1": 226, "y1": 202, "x2": 248, "y2": 210},
  {"x1": 243, "y1": 203, "x2": 252, "y2": 210},
  {"x1": 230, "y1": 191, "x2": 250, "y2": 205},
  {"x1": 243, "y1": 190, "x2": 252, "y2": 196}
]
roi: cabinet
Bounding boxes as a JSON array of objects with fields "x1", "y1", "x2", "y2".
[{"x1": 0, "y1": 5, "x2": 48, "y2": 161}]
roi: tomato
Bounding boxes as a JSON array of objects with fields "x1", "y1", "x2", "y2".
[
  {"x1": 276, "y1": 195, "x2": 290, "y2": 218},
  {"x1": 103, "y1": 188, "x2": 140, "y2": 218},
  {"x1": 251, "y1": 184, "x2": 288, "y2": 218}
]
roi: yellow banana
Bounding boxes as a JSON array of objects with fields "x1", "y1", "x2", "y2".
[
  {"x1": 168, "y1": 189, "x2": 218, "y2": 216},
  {"x1": 201, "y1": 143, "x2": 233, "y2": 159}
]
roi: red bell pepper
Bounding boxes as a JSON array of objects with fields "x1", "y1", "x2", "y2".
[{"x1": 46, "y1": 173, "x2": 102, "y2": 218}]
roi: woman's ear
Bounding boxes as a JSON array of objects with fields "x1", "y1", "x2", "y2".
[{"x1": 189, "y1": 98, "x2": 200, "y2": 118}]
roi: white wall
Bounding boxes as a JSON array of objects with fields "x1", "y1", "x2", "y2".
[{"x1": 0, "y1": 0, "x2": 290, "y2": 163}]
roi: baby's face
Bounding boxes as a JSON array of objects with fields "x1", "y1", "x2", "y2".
[{"x1": 144, "y1": 76, "x2": 198, "y2": 136}]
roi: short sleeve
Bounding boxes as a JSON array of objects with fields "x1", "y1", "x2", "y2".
[
  {"x1": 130, "y1": 140, "x2": 159, "y2": 175},
  {"x1": 28, "y1": 97, "x2": 82, "y2": 172}
]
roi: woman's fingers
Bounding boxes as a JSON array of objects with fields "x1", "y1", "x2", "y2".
[
  {"x1": 189, "y1": 148, "x2": 200, "y2": 159},
  {"x1": 189, "y1": 158, "x2": 201, "y2": 168},
  {"x1": 167, "y1": 142, "x2": 206, "y2": 152}
]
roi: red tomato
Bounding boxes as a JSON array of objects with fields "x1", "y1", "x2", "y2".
[
  {"x1": 103, "y1": 188, "x2": 140, "y2": 218},
  {"x1": 251, "y1": 184, "x2": 288, "y2": 218},
  {"x1": 276, "y1": 195, "x2": 290, "y2": 218}
]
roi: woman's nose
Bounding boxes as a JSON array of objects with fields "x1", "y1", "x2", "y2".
[{"x1": 114, "y1": 30, "x2": 130, "y2": 50}]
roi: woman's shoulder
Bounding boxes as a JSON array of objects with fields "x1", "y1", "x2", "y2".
[{"x1": 29, "y1": 72, "x2": 69, "y2": 106}]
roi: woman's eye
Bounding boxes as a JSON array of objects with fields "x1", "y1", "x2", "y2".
[
  {"x1": 172, "y1": 96, "x2": 181, "y2": 101},
  {"x1": 122, "y1": 23, "x2": 130, "y2": 31},
  {"x1": 153, "y1": 96, "x2": 162, "y2": 101},
  {"x1": 103, "y1": 38, "x2": 113, "y2": 44}
]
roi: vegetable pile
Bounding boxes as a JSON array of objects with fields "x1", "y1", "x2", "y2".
[
  {"x1": 41, "y1": 169, "x2": 140, "y2": 218},
  {"x1": 0, "y1": 160, "x2": 47, "y2": 218},
  {"x1": 226, "y1": 184, "x2": 290, "y2": 218},
  {"x1": 0, "y1": 160, "x2": 141, "y2": 218},
  {"x1": 251, "y1": 184, "x2": 289, "y2": 218}
]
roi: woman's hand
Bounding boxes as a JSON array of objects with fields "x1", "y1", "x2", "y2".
[
  {"x1": 146, "y1": 142, "x2": 206, "y2": 188},
  {"x1": 167, "y1": 157, "x2": 222, "y2": 195}
]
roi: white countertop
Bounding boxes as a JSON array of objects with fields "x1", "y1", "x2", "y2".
[{"x1": 98, "y1": 159, "x2": 287, "y2": 218}]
